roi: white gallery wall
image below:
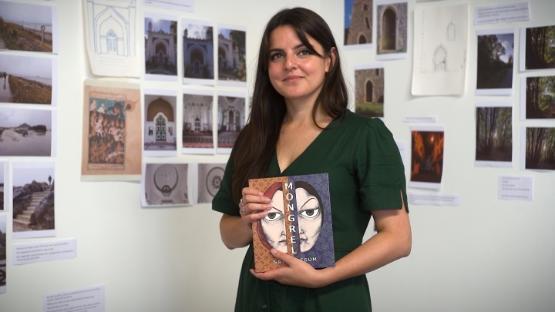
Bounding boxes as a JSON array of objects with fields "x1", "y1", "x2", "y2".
[{"x1": 0, "y1": 0, "x2": 554, "y2": 311}]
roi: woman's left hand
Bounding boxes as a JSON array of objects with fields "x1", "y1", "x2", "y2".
[{"x1": 250, "y1": 249, "x2": 331, "y2": 288}]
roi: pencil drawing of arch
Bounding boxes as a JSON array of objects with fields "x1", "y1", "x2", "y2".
[
  {"x1": 87, "y1": 0, "x2": 136, "y2": 57},
  {"x1": 446, "y1": 21, "x2": 456, "y2": 42},
  {"x1": 433, "y1": 45, "x2": 447, "y2": 72}
]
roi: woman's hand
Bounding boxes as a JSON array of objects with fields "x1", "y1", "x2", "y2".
[
  {"x1": 239, "y1": 187, "x2": 272, "y2": 225},
  {"x1": 249, "y1": 249, "x2": 331, "y2": 288}
]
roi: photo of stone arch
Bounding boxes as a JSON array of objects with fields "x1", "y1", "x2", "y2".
[
  {"x1": 377, "y1": 2, "x2": 407, "y2": 55},
  {"x1": 183, "y1": 21, "x2": 214, "y2": 80},
  {"x1": 144, "y1": 17, "x2": 177, "y2": 76},
  {"x1": 218, "y1": 28, "x2": 246, "y2": 82},
  {"x1": 355, "y1": 67, "x2": 384, "y2": 118},
  {"x1": 217, "y1": 95, "x2": 245, "y2": 148},
  {"x1": 144, "y1": 94, "x2": 176, "y2": 152},
  {"x1": 197, "y1": 163, "x2": 225, "y2": 203},
  {"x1": 0, "y1": 1, "x2": 54, "y2": 53},
  {"x1": 183, "y1": 93, "x2": 213, "y2": 149},
  {"x1": 144, "y1": 163, "x2": 189, "y2": 206},
  {"x1": 344, "y1": 0, "x2": 373, "y2": 46}
]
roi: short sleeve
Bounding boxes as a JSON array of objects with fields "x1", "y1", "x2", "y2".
[
  {"x1": 355, "y1": 118, "x2": 408, "y2": 212},
  {"x1": 211, "y1": 158, "x2": 240, "y2": 216}
]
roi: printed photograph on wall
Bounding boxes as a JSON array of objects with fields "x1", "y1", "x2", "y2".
[
  {"x1": 376, "y1": 1, "x2": 407, "y2": 58},
  {"x1": 0, "y1": 162, "x2": 4, "y2": 211},
  {"x1": 0, "y1": 1, "x2": 55, "y2": 53},
  {"x1": 525, "y1": 127, "x2": 555, "y2": 170},
  {"x1": 344, "y1": 0, "x2": 373, "y2": 46},
  {"x1": 144, "y1": 16, "x2": 177, "y2": 77},
  {"x1": 0, "y1": 213, "x2": 5, "y2": 294},
  {"x1": 355, "y1": 66, "x2": 384, "y2": 118},
  {"x1": 475, "y1": 104, "x2": 512, "y2": 166},
  {"x1": 523, "y1": 25, "x2": 555, "y2": 70},
  {"x1": 218, "y1": 27, "x2": 246, "y2": 83},
  {"x1": 142, "y1": 163, "x2": 189, "y2": 207},
  {"x1": 83, "y1": 0, "x2": 140, "y2": 77},
  {"x1": 12, "y1": 162, "x2": 55, "y2": 238},
  {"x1": 523, "y1": 75, "x2": 555, "y2": 119},
  {"x1": 183, "y1": 20, "x2": 214, "y2": 82},
  {"x1": 0, "y1": 106, "x2": 52, "y2": 157},
  {"x1": 197, "y1": 163, "x2": 225, "y2": 203},
  {"x1": 410, "y1": 127, "x2": 444, "y2": 189},
  {"x1": 217, "y1": 94, "x2": 245, "y2": 151},
  {"x1": 183, "y1": 92, "x2": 214, "y2": 153},
  {"x1": 476, "y1": 31, "x2": 514, "y2": 95},
  {"x1": 82, "y1": 80, "x2": 141, "y2": 180},
  {"x1": 0, "y1": 54, "x2": 54, "y2": 105},
  {"x1": 143, "y1": 92, "x2": 176, "y2": 155}
]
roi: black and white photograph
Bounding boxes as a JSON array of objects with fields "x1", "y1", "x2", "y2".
[
  {"x1": 475, "y1": 104, "x2": 512, "y2": 166},
  {"x1": 0, "y1": 0, "x2": 56, "y2": 53},
  {"x1": 218, "y1": 27, "x2": 246, "y2": 83},
  {"x1": 476, "y1": 31, "x2": 514, "y2": 95},
  {"x1": 0, "y1": 106, "x2": 52, "y2": 157},
  {"x1": 143, "y1": 163, "x2": 189, "y2": 207},
  {"x1": 12, "y1": 162, "x2": 55, "y2": 238},
  {"x1": 183, "y1": 92, "x2": 214, "y2": 153},
  {"x1": 0, "y1": 53, "x2": 54, "y2": 105},
  {"x1": 197, "y1": 163, "x2": 225, "y2": 203},
  {"x1": 217, "y1": 94, "x2": 245, "y2": 152},
  {"x1": 144, "y1": 92, "x2": 177, "y2": 155},
  {"x1": 144, "y1": 16, "x2": 177, "y2": 77},
  {"x1": 183, "y1": 20, "x2": 214, "y2": 82}
]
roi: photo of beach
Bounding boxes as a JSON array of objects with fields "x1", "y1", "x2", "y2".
[
  {"x1": 0, "y1": 54, "x2": 53, "y2": 105},
  {"x1": 0, "y1": 106, "x2": 52, "y2": 156}
]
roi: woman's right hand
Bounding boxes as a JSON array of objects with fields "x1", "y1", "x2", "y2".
[{"x1": 239, "y1": 187, "x2": 272, "y2": 225}]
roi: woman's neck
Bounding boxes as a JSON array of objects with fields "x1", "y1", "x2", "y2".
[{"x1": 283, "y1": 99, "x2": 331, "y2": 128}]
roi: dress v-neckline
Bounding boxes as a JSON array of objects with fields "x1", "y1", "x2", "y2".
[{"x1": 275, "y1": 117, "x2": 338, "y2": 175}]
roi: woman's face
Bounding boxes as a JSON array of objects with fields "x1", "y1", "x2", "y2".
[
  {"x1": 261, "y1": 187, "x2": 323, "y2": 253},
  {"x1": 267, "y1": 25, "x2": 331, "y2": 104}
]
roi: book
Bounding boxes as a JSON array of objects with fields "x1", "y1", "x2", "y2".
[{"x1": 249, "y1": 173, "x2": 335, "y2": 272}]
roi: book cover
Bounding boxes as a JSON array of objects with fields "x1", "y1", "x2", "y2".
[{"x1": 249, "y1": 173, "x2": 335, "y2": 272}]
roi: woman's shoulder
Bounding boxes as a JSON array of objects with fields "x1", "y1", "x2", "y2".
[{"x1": 336, "y1": 110, "x2": 390, "y2": 133}]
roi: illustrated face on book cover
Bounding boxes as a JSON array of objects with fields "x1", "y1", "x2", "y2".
[{"x1": 261, "y1": 182, "x2": 323, "y2": 253}]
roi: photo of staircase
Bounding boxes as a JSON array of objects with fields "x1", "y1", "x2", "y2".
[{"x1": 13, "y1": 190, "x2": 50, "y2": 232}]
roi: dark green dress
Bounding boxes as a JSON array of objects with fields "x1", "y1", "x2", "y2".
[{"x1": 212, "y1": 110, "x2": 408, "y2": 312}]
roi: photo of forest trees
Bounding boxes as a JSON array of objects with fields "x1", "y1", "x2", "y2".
[
  {"x1": 526, "y1": 76, "x2": 555, "y2": 119},
  {"x1": 525, "y1": 25, "x2": 555, "y2": 70},
  {"x1": 526, "y1": 127, "x2": 555, "y2": 170},
  {"x1": 476, "y1": 107, "x2": 512, "y2": 162},
  {"x1": 477, "y1": 33, "x2": 513, "y2": 89}
]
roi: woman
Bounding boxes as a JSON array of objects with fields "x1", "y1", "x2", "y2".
[{"x1": 212, "y1": 7, "x2": 411, "y2": 312}]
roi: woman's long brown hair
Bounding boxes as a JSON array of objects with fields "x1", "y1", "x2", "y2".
[{"x1": 230, "y1": 7, "x2": 348, "y2": 203}]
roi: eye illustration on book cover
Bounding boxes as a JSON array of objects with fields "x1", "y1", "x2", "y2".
[{"x1": 249, "y1": 173, "x2": 334, "y2": 272}]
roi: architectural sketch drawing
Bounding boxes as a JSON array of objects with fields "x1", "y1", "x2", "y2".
[
  {"x1": 84, "y1": 0, "x2": 140, "y2": 77},
  {"x1": 412, "y1": 4, "x2": 468, "y2": 95}
]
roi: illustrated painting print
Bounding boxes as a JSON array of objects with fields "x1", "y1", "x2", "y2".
[{"x1": 88, "y1": 96, "x2": 126, "y2": 167}]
